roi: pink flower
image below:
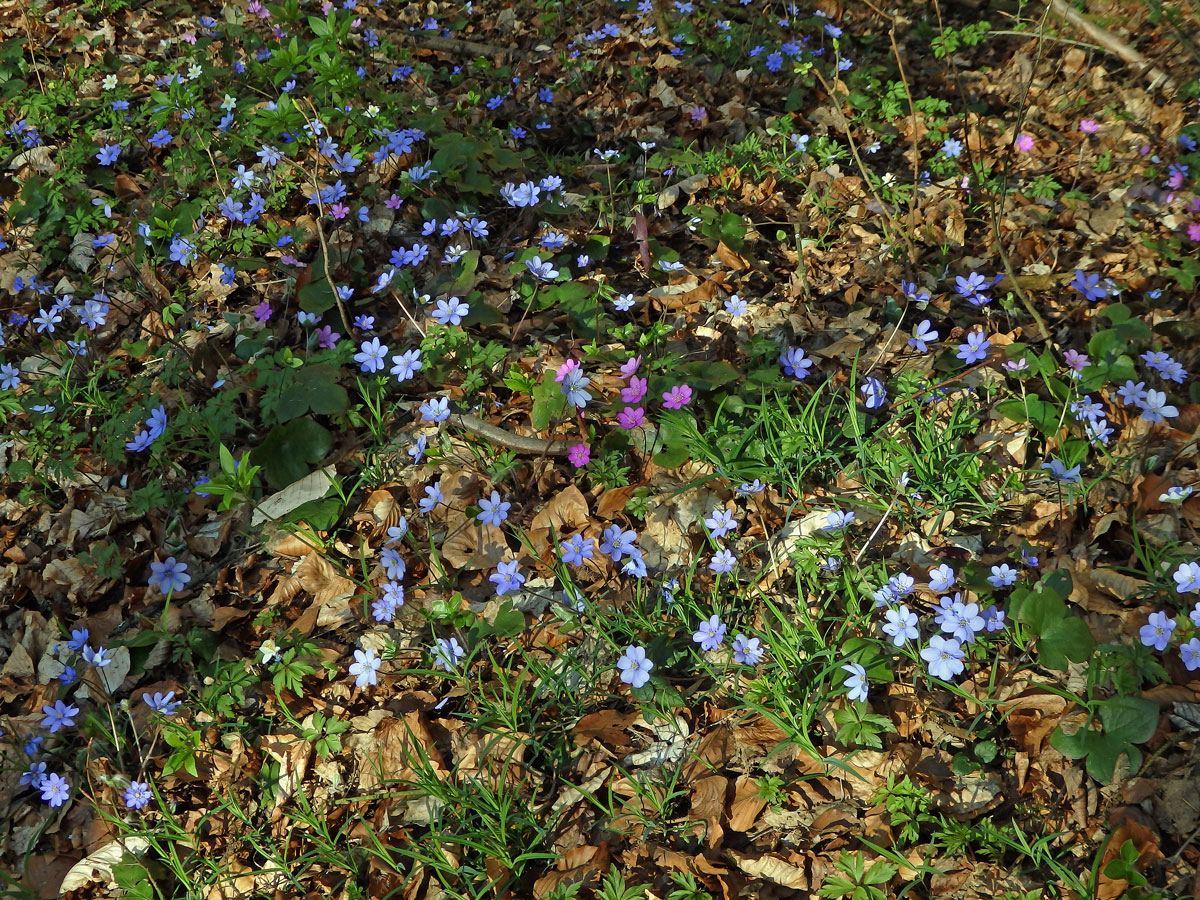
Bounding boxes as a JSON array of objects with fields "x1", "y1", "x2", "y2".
[
  {"x1": 253, "y1": 301, "x2": 272, "y2": 323},
  {"x1": 316, "y1": 325, "x2": 340, "y2": 349},
  {"x1": 1063, "y1": 349, "x2": 1089, "y2": 373},
  {"x1": 555, "y1": 359, "x2": 580, "y2": 383},
  {"x1": 1015, "y1": 134, "x2": 1034, "y2": 152},
  {"x1": 619, "y1": 355, "x2": 642, "y2": 379},
  {"x1": 662, "y1": 384, "x2": 692, "y2": 409},
  {"x1": 568, "y1": 443, "x2": 590, "y2": 468},
  {"x1": 621, "y1": 376, "x2": 647, "y2": 404},
  {"x1": 1187, "y1": 222, "x2": 1200, "y2": 241},
  {"x1": 617, "y1": 407, "x2": 646, "y2": 429},
  {"x1": 329, "y1": 202, "x2": 349, "y2": 220},
  {"x1": 1079, "y1": 119, "x2": 1099, "y2": 134},
  {"x1": 385, "y1": 193, "x2": 403, "y2": 210}
]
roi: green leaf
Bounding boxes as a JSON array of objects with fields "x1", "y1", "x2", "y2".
[
  {"x1": 1099, "y1": 696, "x2": 1158, "y2": 743},
  {"x1": 253, "y1": 418, "x2": 333, "y2": 489},
  {"x1": 1036, "y1": 616, "x2": 1095, "y2": 670},
  {"x1": 298, "y1": 277, "x2": 337, "y2": 314}
]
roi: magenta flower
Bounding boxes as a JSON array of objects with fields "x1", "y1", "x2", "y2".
[
  {"x1": 1079, "y1": 119, "x2": 1100, "y2": 134},
  {"x1": 1187, "y1": 222, "x2": 1200, "y2": 241},
  {"x1": 1063, "y1": 349, "x2": 1089, "y2": 373},
  {"x1": 253, "y1": 301, "x2": 272, "y2": 322},
  {"x1": 662, "y1": 384, "x2": 692, "y2": 409},
  {"x1": 619, "y1": 355, "x2": 642, "y2": 379},
  {"x1": 329, "y1": 202, "x2": 349, "y2": 220},
  {"x1": 568, "y1": 443, "x2": 590, "y2": 468},
  {"x1": 1015, "y1": 134, "x2": 1034, "y2": 152},
  {"x1": 621, "y1": 376, "x2": 647, "y2": 404},
  {"x1": 555, "y1": 359, "x2": 580, "y2": 383},
  {"x1": 617, "y1": 407, "x2": 646, "y2": 428},
  {"x1": 316, "y1": 325, "x2": 340, "y2": 349}
]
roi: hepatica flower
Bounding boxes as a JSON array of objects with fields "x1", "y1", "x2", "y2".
[
  {"x1": 842, "y1": 663, "x2": 869, "y2": 702},
  {"x1": 988, "y1": 564, "x2": 1018, "y2": 588},
  {"x1": 420, "y1": 397, "x2": 450, "y2": 423},
  {"x1": 823, "y1": 510, "x2": 855, "y2": 531},
  {"x1": 693, "y1": 614, "x2": 727, "y2": 651},
  {"x1": 561, "y1": 369, "x2": 591, "y2": 408},
  {"x1": 921, "y1": 635, "x2": 965, "y2": 681},
  {"x1": 433, "y1": 637, "x2": 465, "y2": 671},
  {"x1": 882, "y1": 605, "x2": 918, "y2": 646},
  {"x1": 40, "y1": 773, "x2": 70, "y2": 808},
  {"x1": 149, "y1": 557, "x2": 190, "y2": 594},
  {"x1": 348, "y1": 647, "x2": 381, "y2": 687},
  {"x1": 568, "y1": 443, "x2": 590, "y2": 468},
  {"x1": 1042, "y1": 458, "x2": 1082, "y2": 484},
  {"x1": 704, "y1": 507, "x2": 737, "y2": 540},
  {"x1": 143, "y1": 691, "x2": 182, "y2": 715},
  {"x1": 41, "y1": 699, "x2": 80, "y2": 733},
  {"x1": 732, "y1": 634, "x2": 764, "y2": 665},
  {"x1": 490, "y1": 559, "x2": 525, "y2": 596},
  {"x1": 779, "y1": 347, "x2": 813, "y2": 379},
  {"x1": 431, "y1": 297, "x2": 469, "y2": 326},
  {"x1": 860, "y1": 377, "x2": 887, "y2": 410},
  {"x1": 1070, "y1": 270, "x2": 1106, "y2": 302},
  {"x1": 1015, "y1": 134, "x2": 1035, "y2": 152},
  {"x1": 1139, "y1": 611, "x2": 1176, "y2": 651},
  {"x1": 616, "y1": 645, "x2": 653, "y2": 688},
  {"x1": 709, "y1": 549, "x2": 737, "y2": 574},
  {"x1": 617, "y1": 406, "x2": 646, "y2": 429},
  {"x1": 476, "y1": 491, "x2": 511, "y2": 527},
  {"x1": 1139, "y1": 390, "x2": 1178, "y2": 423},
  {"x1": 956, "y1": 331, "x2": 991, "y2": 365},
  {"x1": 928, "y1": 564, "x2": 956, "y2": 593},
  {"x1": 662, "y1": 384, "x2": 692, "y2": 409},
  {"x1": 1174, "y1": 562, "x2": 1200, "y2": 593},
  {"x1": 908, "y1": 319, "x2": 938, "y2": 352},
  {"x1": 124, "y1": 781, "x2": 153, "y2": 810},
  {"x1": 560, "y1": 534, "x2": 594, "y2": 566},
  {"x1": 355, "y1": 338, "x2": 389, "y2": 373}
]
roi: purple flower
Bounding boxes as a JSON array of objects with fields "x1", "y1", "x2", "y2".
[
  {"x1": 148, "y1": 557, "x2": 190, "y2": 594},
  {"x1": 779, "y1": 347, "x2": 813, "y2": 379},
  {"x1": 476, "y1": 490, "x2": 511, "y2": 528},
  {"x1": 560, "y1": 534, "x2": 594, "y2": 566},
  {"x1": 1139, "y1": 611, "x2": 1176, "y2": 651},
  {"x1": 600, "y1": 525, "x2": 639, "y2": 562},
  {"x1": 124, "y1": 781, "x2": 153, "y2": 810},
  {"x1": 1070, "y1": 270, "x2": 1106, "y2": 302},
  {"x1": 842, "y1": 663, "x2": 869, "y2": 701},
  {"x1": 616, "y1": 645, "x2": 653, "y2": 688},
  {"x1": 355, "y1": 337, "x2": 389, "y2": 373},
  {"x1": 41, "y1": 699, "x2": 80, "y2": 733},
  {"x1": 39, "y1": 772, "x2": 70, "y2": 808},
  {"x1": 908, "y1": 319, "x2": 938, "y2": 352},
  {"x1": 693, "y1": 614, "x2": 727, "y2": 651},
  {"x1": 956, "y1": 331, "x2": 991, "y2": 365},
  {"x1": 732, "y1": 634, "x2": 764, "y2": 665},
  {"x1": 348, "y1": 647, "x2": 381, "y2": 687},
  {"x1": 490, "y1": 559, "x2": 525, "y2": 596},
  {"x1": 143, "y1": 691, "x2": 182, "y2": 715}
]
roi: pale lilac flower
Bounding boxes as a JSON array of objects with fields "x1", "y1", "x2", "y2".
[
  {"x1": 390, "y1": 349, "x2": 423, "y2": 382},
  {"x1": 842, "y1": 663, "x2": 869, "y2": 702},
  {"x1": 419, "y1": 481, "x2": 443, "y2": 514},
  {"x1": 1174, "y1": 562, "x2": 1200, "y2": 593},
  {"x1": 988, "y1": 564, "x2": 1018, "y2": 588},
  {"x1": 709, "y1": 549, "x2": 737, "y2": 574},
  {"x1": 1079, "y1": 119, "x2": 1100, "y2": 134},
  {"x1": 142, "y1": 691, "x2": 182, "y2": 715},
  {"x1": 431, "y1": 297, "x2": 469, "y2": 326},
  {"x1": 823, "y1": 510, "x2": 855, "y2": 531},
  {"x1": 1139, "y1": 611, "x2": 1176, "y2": 651},
  {"x1": 928, "y1": 564, "x2": 956, "y2": 593},
  {"x1": 616, "y1": 645, "x2": 653, "y2": 688},
  {"x1": 882, "y1": 605, "x2": 918, "y2": 646},
  {"x1": 1181, "y1": 638, "x2": 1200, "y2": 672},
  {"x1": 693, "y1": 614, "x2": 727, "y2": 651},
  {"x1": 1140, "y1": 390, "x2": 1178, "y2": 423},
  {"x1": 477, "y1": 490, "x2": 511, "y2": 528},
  {"x1": 348, "y1": 647, "x2": 381, "y2": 687},
  {"x1": 432, "y1": 637, "x2": 466, "y2": 671},
  {"x1": 921, "y1": 635, "x2": 965, "y2": 681},
  {"x1": 732, "y1": 634, "x2": 763, "y2": 665},
  {"x1": 704, "y1": 508, "x2": 738, "y2": 540},
  {"x1": 124, "y1": 781, "x2": 152, "y2": 810},
  {"x1": 149, "y1": 557, "x2": 190, "y2": 594},
  {"x1": 420, "y1": 397, "x2": 450, "y2": 423},
  {"x1": 39, "y1": 773, "x2": 70, "y2": 808}
]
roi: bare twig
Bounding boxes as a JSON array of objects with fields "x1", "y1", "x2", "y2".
[{"x1": 1047, "y1": 0, "x2": 1177, "y2": 94}]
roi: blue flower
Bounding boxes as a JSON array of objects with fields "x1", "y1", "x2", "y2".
[
  {"x1": 842, "y1": 663, "x2": 869, "y2": 701},
  {"x1": 432, "y1": 637, "x2": 465, "y2": 671},
  {"x1": 477, "y1": 491, "x2": 511, "y2": 528},
  {"x1": 942, "y1": 137, "x2": 963, "y2": 158},
  {"x1": 420, "y1": 397, "x2": 450, "y2": 423},
  {"x1": 348, "y1": 647, "x2": 381, "y2": 687},
  {"x1": 96, "y1": 144, "x2": 121, "y2": 165},
  {"x1": 124, "y1": 781, "x2": 153, "y2": 810},
  {"x1": 148, "y1": 557, "x2": 190, "y2": 594},
  {"x1": 490, "y1": 559, "x2": 525, "y2": 596},
  {"x1": 354, "y1": 337, "x2": 389, "y2": 373},
  {"x1": 41, "y1": 699, "x2": 80, "y2": 733},
  {"x1": 560, "y1": 534, "x2": 594, "y2": 566},
  {"x1": 1070, "y1": 269, "x2": 1107, "y2": 302},
  {"x1": 731, "y1": 634, "x2": 764, "y2": 665},
  {"x1": 692, "y1": 614, "x2": 727, "y2": 651},
  {"x1": 142, "y1": 691, "x2": 182, "y2": 715},
  {"x1": 616, "y1": 645, "x2": 653, "y2": 688}
]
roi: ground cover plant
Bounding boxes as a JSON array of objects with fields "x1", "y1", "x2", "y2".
[{"x1": 0, "y1": 0, "x2": 1199, "y2": 897}]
